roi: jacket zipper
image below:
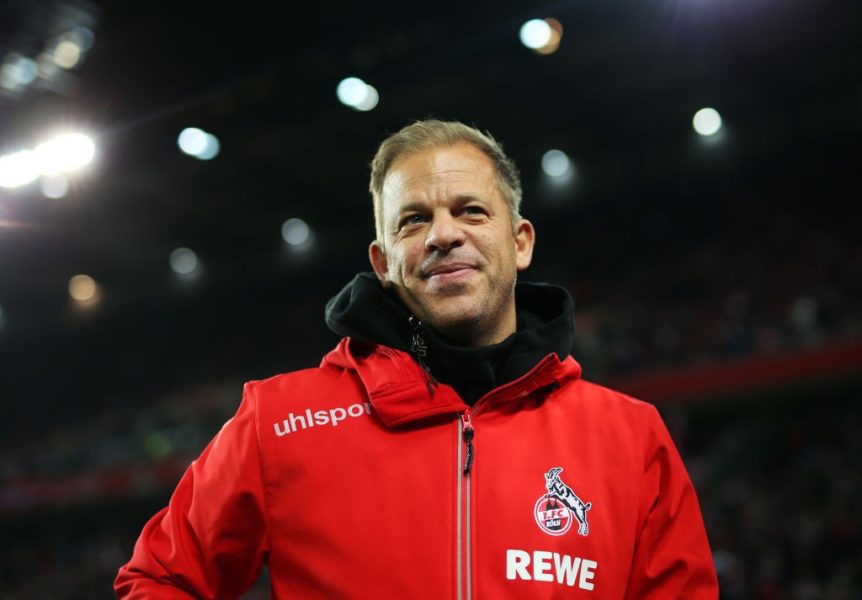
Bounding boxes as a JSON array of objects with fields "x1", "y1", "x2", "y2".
[
  {"x1": 453, "y1": 360, "x2": 558, "y2": 597},
  {"x1": 457, "y1": 409, "x2": 475, "y2": 599},
  {"x1": 454, "y1": 359, "x2": 557, "y2": 598}
]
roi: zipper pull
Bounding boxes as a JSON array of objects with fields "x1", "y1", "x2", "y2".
[
  {"x1": 462, "y1": 409, "x2": 475, "y2": 475},
  {"x1": 409, "y1": 315, "x2": 438, "y2": 395},
  {"x1": 409, "y1": 315, "x2": 429, "y2": 357}
]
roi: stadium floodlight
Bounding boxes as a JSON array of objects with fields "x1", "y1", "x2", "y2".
[
  {"x1": 354, "y1": 85, "x2": 379, "y2": 111},
  {"x1": 520, "y1": 19, "x2": 553, "y2": 49},
  {"x1": 178, "y1": 128, "x2": 208, "y2": 156},
  {"x1": 40, "y1": 173, "x2": 70, "y2": 198},
  {"x1": 1, "y1": 132, "x2": 95, "y2": 189},
  {"x1": 170, "y1": 247, "x2": 199, "y2": 275},
  {"x1": 1, "y1": 53, "x2": 36, "y2": 91},
  {"x1": 69, "y1": 274, "x2": 98, "y2": 303},
  {"x1": 16, "y1": 56, "x2": 38, "y2": 85},
  {"x1": 34, "y1": 133, "x2": 96, "y2": 174},
  {"x1": 541, "y1": 149, "x2": 572, "y2": 178},
  {"x1": 53, "y1": 40, "x2": 81, "y2": 69},
  {"x1": 197, "y1": 133, "x2": 220, "y2": 159},
  {"x1": 69, "y1": 27, "x2": 95, "y2": 52},
  {"x1": 47, "y1": 29, "x2": 94, "y2": 71},
  {"x1": 0, "y1": 53, "x2": 38, "y2": 89},
  {"x1": 337, "y1": 77, "x2": 379, "y2": 111},
  {"x1": 0, "y1": 150, "x2": 39, "y2": 189},
  {"x1": 337, "y1": 77, "x2": 367, "y2": 106},
  {"x1": 520, "y1": 19, "x2": 563, "y2": 54},
  {"x1": 178, "y1": 127, "x2": 220, "y2": 160},
  {"x1": 692, "y1": 107, "x2": 722, "y2": 136},
  {"x1": 282, "y1": 218, "x2": 311, "y2": 246}
]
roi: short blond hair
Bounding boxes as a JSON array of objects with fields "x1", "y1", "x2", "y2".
[{"x1": 369, "y1": 120, "x2": 523, "y2": 241}]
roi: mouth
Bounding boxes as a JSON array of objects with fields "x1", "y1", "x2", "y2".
[{"x1": 424, "y1": 262, "x2": 476, "y2": 283}]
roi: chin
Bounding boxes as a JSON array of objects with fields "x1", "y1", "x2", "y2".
[{"x1": 424, "y1": 309, "x2": 482, "y2": 336}]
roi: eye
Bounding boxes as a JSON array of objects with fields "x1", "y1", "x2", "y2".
[
  {"x1": 462, "y1": 205, "x2": 487, "y2": 216},
  {"x1": 398, "y1": 214, "x2": 427, "y2": 229}
]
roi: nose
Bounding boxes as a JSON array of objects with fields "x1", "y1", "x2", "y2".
[{"x1": 424, "y1": 211, "x2": 465, "y2": 252}]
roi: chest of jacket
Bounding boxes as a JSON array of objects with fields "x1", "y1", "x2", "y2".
[{"x1": 256, "y1": 376, "x2": 645, "y2": 599}]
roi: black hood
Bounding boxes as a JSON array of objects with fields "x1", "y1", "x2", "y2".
[{"x1": 325, "y1": 272, "x2": 574, "y2": 404}]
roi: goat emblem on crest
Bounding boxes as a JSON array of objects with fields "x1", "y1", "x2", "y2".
[{"x1": 534, "y1": 467, "x2": 592, "y2": 537}]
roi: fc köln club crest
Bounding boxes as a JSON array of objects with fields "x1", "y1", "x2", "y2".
[{"x1": 534, "y1": 467, "x2": 592, "y2": 537}]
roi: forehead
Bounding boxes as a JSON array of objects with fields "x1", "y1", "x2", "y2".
[{"x1": 381, "y1": 143, "x2": 499, "y2": 208}]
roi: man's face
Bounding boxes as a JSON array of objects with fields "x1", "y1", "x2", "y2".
[{"x1": 369, "y1": 142, "x2": 535, "y2": 346}]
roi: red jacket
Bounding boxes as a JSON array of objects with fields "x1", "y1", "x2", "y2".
[{"x1": 116, "y1": 338, "x2": 718, "y2": 598}]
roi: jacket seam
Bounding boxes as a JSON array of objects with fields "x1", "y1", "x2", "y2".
[
  {"x1": 371, "y1": 381, "x2": 422, "y2": 397},
  {"x1": 249, "y1": 382, "x2": 275, "y2": 560},
  {"x1": 386, "y1": 405, "x2": 463, "y2": 427},
  {"x1": 631, "y1": 404, "x2": 656, "y2": 571}
]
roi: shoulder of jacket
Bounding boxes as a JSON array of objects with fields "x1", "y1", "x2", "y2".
[
  {"x1": 563, "y1": 377, "x2": 662, "y2": 423},
  {"x1": 567, "y1": 380, "x2": 673, "y2": 470},
  {"x1": 243, "y1": 363, "x2": 346, "y2": 399}
]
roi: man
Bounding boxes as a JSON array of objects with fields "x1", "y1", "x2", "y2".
[{"x1": 116, "y1": 120, "x2": 718, "y2": 598}]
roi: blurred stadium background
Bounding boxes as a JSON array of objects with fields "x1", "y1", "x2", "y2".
[{"x1": 1, "y1": 0, "x2": 860, "y2": 597}]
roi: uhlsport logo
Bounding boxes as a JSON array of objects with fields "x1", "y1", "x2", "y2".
[{"x1": 534, "y1": 467, "x2": 592, "y2": 537}]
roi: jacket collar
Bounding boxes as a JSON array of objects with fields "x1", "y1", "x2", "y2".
[
  {"x1": 323, "y1": 338, "x2": 582, "y2": 428},
  {"x1": 325, "y1": 272, "x2": 576, "y2": 405}
]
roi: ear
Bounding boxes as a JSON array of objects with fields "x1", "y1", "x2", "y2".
[
  {"x1": 513, "y1": 219, "x2": 535, "y2": 271},
  {"x1": 368, "y1": 240, "x2": 391, "y2": 287}
]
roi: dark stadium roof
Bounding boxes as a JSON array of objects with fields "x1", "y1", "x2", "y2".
[{"x1": 0, "y1": 0, "x2": 859, "y2": 432}]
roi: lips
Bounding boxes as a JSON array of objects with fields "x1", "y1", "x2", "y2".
[{"x1": 424, "y1": 262, "x2": 476, "y2": 278}]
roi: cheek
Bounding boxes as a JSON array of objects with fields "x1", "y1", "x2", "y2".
[
  {"x1": 471, "y1": 231, "x2": 497, "y2": 255},
  {"x1": 477, "y1": 231, "x2": 515, "y2": 263},
  {"x1": 387, "y1": 248, "x2": 413, "y2": 280}
]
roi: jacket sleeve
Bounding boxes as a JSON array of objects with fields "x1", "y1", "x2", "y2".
[
  {"x1": 624, "y1": 404, "x2": 718, "y2": 600},
  {"x1": 115, "y1": 383, "x2": 270, "y2": 599}
]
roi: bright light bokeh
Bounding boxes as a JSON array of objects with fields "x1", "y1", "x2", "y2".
[
  {"x1": 41, "y1": 174, "x2": 70, "y2": 198},
  {"x1": 178, "y1": 128, "x2": 220, "y2": 160},
  {"x1": 354, "y1": 85, "x2": 379, "y2": 111},
  {"x1": 337, "y1": 77, "x2": 367, "y2": 106},
  {"x1": 541, "y1": 149, "x2": 572, "y2": 178},
  {"x1": 37, "y1": 52, "x2": 59, "y2": 79},
  {"x1": 337, "y1": 77, "x2": 378, "y2": 111},
  {"x1": 0, "y1": 53, "x2": 38, "y2": 90},
  {"x1": 2, "y1": 27, "x2": 94, "y2": 94},
  {"x1": 17, "y1": 56, "x2": 38, "y2": 85},
  {"x1": 178, "y1": 128, "x2": 208, "y2": 155},
  {"x1": 0, "y1": 133, "x2": 95, "y2": 190},
  {"x1": 693, "y1": 107, "x2": 722, "y2": 136},
  {"x1": 170, "y1": 247, "x2": 199, "y2": 275},
  {"x1": 0, "y1": 59, "x2": 17, "y2": 91},
  {"x1": 536, "y1": 19, "x2": 563, "y2": 55},
  {"x1": 282, "y1": 218, "x2": 310, "y2": 246},
  {"x1": 197, "y1": 134, "x2": 220, "y2": 160},
  {"x1": 0, "y1": 150, "x2": 39, "y2": 189},
  {"x1": 34, "y1": 133, "x2": 96, "y2": 174},
  {"x1": 520, "y1": 19, "x2": 563, "y2": 55},
  {"x1": 520, "y1": 19, "x2": 553, "y2": 49},
  {"x1": 53, "y1": 39, "x2": 82, "y2": 69},
  {"x1": 69, "y1": 274, "x2": 98, "y2": 303},
  {"x1": 70, "y1": 27, "x2": 95, "y2": 52}
]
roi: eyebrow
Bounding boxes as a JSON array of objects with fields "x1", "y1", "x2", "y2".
[
  {"x1": 395, "y1": 194, "x2": 484, "y2": 216},
  {"x1": 396, "y1": 202, "x2": 429, "y2": 216}
]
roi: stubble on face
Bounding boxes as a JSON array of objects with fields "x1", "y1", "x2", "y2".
[{"x1": 370, "y1": 143, "x2": 534, "y2": 346}]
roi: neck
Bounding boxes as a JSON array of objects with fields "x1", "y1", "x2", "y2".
[{"x1": 432, "y1": 306, "x2": 517, "y2": 348}]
